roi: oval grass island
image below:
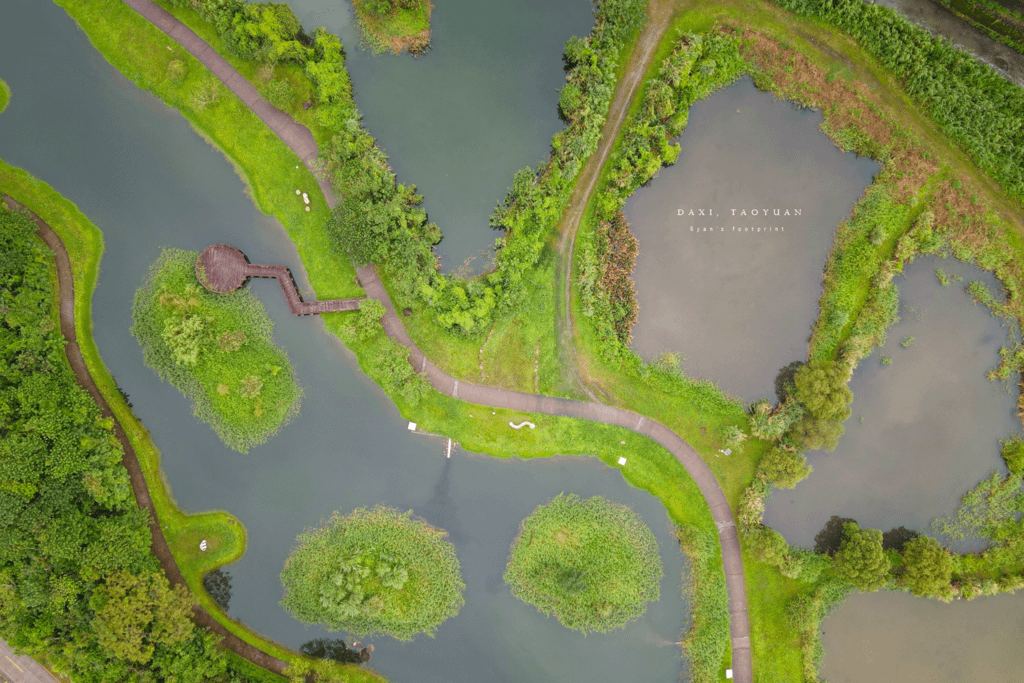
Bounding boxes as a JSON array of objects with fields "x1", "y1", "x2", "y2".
[
  {"x1": 280, "y1": 506, "x2": 465, "y2": 641},
  {"x1": 504, "y1": 493, "x2": 663, "y2": 633},
  {"x1": 132, "y1": 248, "x2": 302, "y2": 453}
]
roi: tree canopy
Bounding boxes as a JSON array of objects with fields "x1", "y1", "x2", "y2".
[
  {"x1": 833, "y1": 522, "x2": 890, "y2": 592},
  {"x1": 901, "y1": 535, "x2": 953, "y2": 598}
]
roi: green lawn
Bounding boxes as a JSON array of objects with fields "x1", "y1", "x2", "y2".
[{"x1": 0, "y1": 76, "x2": 10, "y2": 113}]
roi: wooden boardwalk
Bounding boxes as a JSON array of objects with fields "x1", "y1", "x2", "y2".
[{"x1": 196, "y1": 244, "x2": 362, "y2": 315}]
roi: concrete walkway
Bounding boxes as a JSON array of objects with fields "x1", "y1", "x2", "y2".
[
  {"x1": 114, "y1": 2, "x2": 754, "y2": 681},
  {"x1": 0, "y1": 638, "x2": 60, "y2": 683}
]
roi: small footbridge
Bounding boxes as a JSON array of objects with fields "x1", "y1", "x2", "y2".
[{"x1": 196, "y1": 244, "x2": 362, "y2": 315}]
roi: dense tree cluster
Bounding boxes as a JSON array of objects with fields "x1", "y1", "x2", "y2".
[
  {"x1": 788, "y1": 360, "x2": 852, "y2": 452},
  {"x1": 165, "y1": 0, "x2": 354, "y2": 129},
  {"x1": 832, "y1": 522, "x2": 890, "y2": 592},
  {"x1": 0, "y1": 205, "x2": 251, "y2": 681}
]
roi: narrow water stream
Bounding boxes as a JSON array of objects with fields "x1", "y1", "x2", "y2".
[{"x1": 0, "y1": 3, "x2": 689, "y2": 682}]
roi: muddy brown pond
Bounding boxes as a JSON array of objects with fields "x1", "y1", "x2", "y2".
[
  {"x1": 820, "y1": 591, "x2": 1024, "y2": 681},
  {"x1": 625, "y1": 76, "x2": 879, "y2": 401}
]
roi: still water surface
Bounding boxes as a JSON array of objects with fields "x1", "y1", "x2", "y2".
[
  {"x1": 763, "y1": 257, "x2": 1019, "y2": 549},
  {"x1": 0, "y1": 2, "x2": 689, "y2": 682},
  {"x1": 625, "y1": 76, "x2": 879, "y2": 401},
  {"x1": 282, "y1": 0, "x2": 594, "y2": 272},
  {"x1": 820, "y1": 591, "x2": 1024, "y2": 681}
]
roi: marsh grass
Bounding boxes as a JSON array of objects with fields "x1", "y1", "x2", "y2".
[
  {"x1": 280, "y1": 506, "x2": 464, "y2": 640},
  {"x1": 0, "y1": 77, "x2": 10, "y2": 113},
  {"x1": 503, "y1": 493, "x2": 662, "y2": 634},
  {"x1": 350, "y1": 0, "x2": 432, "y2": 55},
  {"x1": 132, "y1": 249, "x2": 302, "y2": 452}
]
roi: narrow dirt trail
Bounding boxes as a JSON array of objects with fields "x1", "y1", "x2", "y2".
[
  {"x1": 1, "y1": 195, "x2": 292, "y2": 675},
  {"x1": 554, "y1": 0, "x2": 676, "y2": 399}
]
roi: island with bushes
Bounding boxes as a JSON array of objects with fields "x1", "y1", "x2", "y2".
[
  {"x1": 504, "y1": 494, "x2": 662, "y2": 633},
  {"x1": 132, "y1": 248, "x2": 302, "y2": 452},
  {"x1": 350, "y1": 0, "x2": 432, "y2": 55},
  {"x1": 280, "y1": 506, "x2": 465, "y2": 640}
]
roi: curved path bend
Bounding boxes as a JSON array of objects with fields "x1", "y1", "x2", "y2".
[
  {"x1": 115, "y1": 2, "x2": 754, "y2": 681},
  {"x1": 2, "y1": 195, "x2": 292, "y2": 676}
]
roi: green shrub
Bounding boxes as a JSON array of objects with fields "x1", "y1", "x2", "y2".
[
  {"x1": 280, "y1": 506, "x2": 464, "y2": 640},
  {"x1": 131, "y1": 249, "x2": 302, "y2": 452},
  {"x1": 833, "y1": 522, "x2": 890, "y2": 592},
  {"x1": 504, "y1": 494, "x2": 662, "y2": 633},
  {"x1": 756, "y1": 446, "x2": 811, "y2": 489},
  {"x1": 901, "y1": 535, "x2": 953, "y2": 598},
  {"x1": 1001, "y1": 437, "x2": 1024, "y2": 475}
]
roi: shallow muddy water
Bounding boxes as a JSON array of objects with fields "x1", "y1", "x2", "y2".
[
  {"x1": 282, "y1": 0, "x2": 594, "y2": 272},
  {"x1": 0, "y1": 2, "x2": 689, "y2": 682},
  {"x1": 821, "y1": 591, "x2": 1024, "y2": 681},
  {"x1": 625, "y1": 76, "x2": 878, "y2": 401},
  {"x1": 763, "y1": 257, "x2": 1019, "y2": 549}
]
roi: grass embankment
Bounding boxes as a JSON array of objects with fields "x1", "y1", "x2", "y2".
[
  {"x1": 351, "y1": 0, "x2": 432, "y2": 55},
  {"x1": 0, "y1": 77, "x2": 10, "y2": 113},
  {"x1": 132, "y1": 249, "x2": 303, "y2": 453}
]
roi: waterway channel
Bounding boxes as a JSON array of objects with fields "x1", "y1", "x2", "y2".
[
  {"x1": 763, "y1": 257, "x2": 1019, "y2": 549},
  {"x1": 0, "y1": 2, "x2": 689, "y2": 682},
  {"x1": 282, "y1": 0, "x2": 594, "y2": 272},
  {"x1": 625, "y1": 76, "x2": 879, "y2": 402}
]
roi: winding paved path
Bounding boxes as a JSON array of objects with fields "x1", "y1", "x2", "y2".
[
  {"x1": 2, "y1": 195, "x2": 293, "y2": 676},
  {"x1": 112, "y1": 2, "x2": 753, "y2": 681}
]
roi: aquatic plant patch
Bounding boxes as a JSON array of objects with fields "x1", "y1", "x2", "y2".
[
  {"x1": 504, "y1": 493, "x2": 662, "y2": 633},
  {"x1": 280, "y1": 506, "x2": 465, "y2": 640},
  {"x1": 131, "y1": 249, "x2": 301, "y2": 452},
  {"x1": 350, "y1": 0, "x2": 432, "y2": 55}
]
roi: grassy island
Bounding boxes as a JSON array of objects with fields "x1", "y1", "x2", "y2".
[
  {"x1": 351, "y1": 0, "x2": 432, "y2": 55},
  {"x1": 504, "y1": 494, "x2": 662, "y2": 633},
  {"x1": 0, "y1": 77, "x2": 10, "y2": 113},
  {"x1": 132, "y1": 248, "x2": 301, "y2": 453},
  {"x1": 280, "y1": 506, "x2": 465, "y2": 640}
]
